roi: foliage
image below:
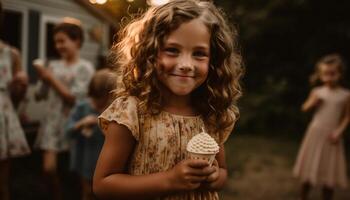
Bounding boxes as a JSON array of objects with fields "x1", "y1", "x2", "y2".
[{"x1": 215, "y1": 0, "x2": 350, "y2": 134}]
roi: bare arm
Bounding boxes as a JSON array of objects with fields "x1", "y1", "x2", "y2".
[
  {"x1": 301, "y1": 89, "x2": 321, "y2": 112},
  {"x1": 11, "y1": 48, "x2": 22, "y2": 75},
  {"x1": 9, "y1": 47, "x2": 28, "y2": 106},
  {"x1": 34, "y1": 64, "x2": 75, "y2": 105},
  {"x1": 334, "y1": 96, "x2": 350, "y2": 137},
  {"x1": 93, "y1": 122, "x2": 213, "y2": 200},
  {"x1": 46, "y1": 75, "x2": 75, "y2": 105},
  {"x1": 11, "y1": 47, "x2": 28, "y2": 83}
]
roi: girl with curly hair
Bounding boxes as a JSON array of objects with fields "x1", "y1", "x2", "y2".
[
  {"x1": 93, "y1": 0, "x2": 243, "y2": 199},
  {"x1": 293, "y1": 54, "x2": 350, "y2": 200}
]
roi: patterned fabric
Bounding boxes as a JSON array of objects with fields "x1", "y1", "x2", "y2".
[
  {"x1": 99, "y1": 96, "x2": 235, "y2": 200},
  {"x1": 0, "y1": 43, "x2": 30, "y2": 160},
  {"x1": 65, "y1": 99, "x2": 104, "y2": 180},
  {"x1": 293, "y1": 86, "x2": 350, "y2": 188},
  {"x1": 35, "y1": 59, "x2": 95, "y2": 152}
]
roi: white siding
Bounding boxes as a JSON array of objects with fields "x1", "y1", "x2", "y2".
[
  {"x1": 3, "y1": 0, "x2": 110, "y2": 66},
  {"x1": 3, "y1": 0, "x2": 111, "y2": 121}
]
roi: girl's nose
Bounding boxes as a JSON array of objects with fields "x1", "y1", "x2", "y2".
[
  {"x1": 179, "y1": 64, "x2": 194, "y2": 72},
  {"x1": 179, "y1": 56, "x2": 194, "y2": 72}
]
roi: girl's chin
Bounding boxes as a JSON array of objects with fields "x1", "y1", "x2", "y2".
[
  {"x1": 323, "y1": 81, "x2": 339, "y2": 86},
  {"x1": 59, "y1": 53, "x2": 68, "y2": 58},
  {"x1": 169, "y1": 88, "x2": 194, "y2": 96}
]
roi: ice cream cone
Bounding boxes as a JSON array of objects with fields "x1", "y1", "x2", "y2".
[{"x1": 186, "y1": 128, "x2": 219, "y2": 166}]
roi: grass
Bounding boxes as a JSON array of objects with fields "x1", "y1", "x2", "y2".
[{"x1": 220, "y1": 134, "x2": 350, "y2": 200}]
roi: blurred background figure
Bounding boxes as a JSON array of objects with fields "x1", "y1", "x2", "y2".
[
  {"x1": 0, "y1": 2, "x2": 30, "y2": 200},
  {"x1": 1, "y1": 0, "x2": 350, "y2": 199},
  {"x1": 33, "y1": 20, "x2": 95, "y2": 200},
  {"x1": 65, "y1": 69, "x2": 116, "y2": 200},
  {"x1": 293, "y1": 54, "x2": 350, "y2": 200}
]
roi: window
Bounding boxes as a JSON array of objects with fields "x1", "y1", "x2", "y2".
[{"x1": 1, "y1": 9, "x2": 22, "y2": 50}]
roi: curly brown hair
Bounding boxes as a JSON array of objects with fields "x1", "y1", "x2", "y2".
[
  {"x1": 88, "y1": 69, "x2": 116, "y2": 99},
  {"x1": 110, "y1": 0, "x2": 243, "y2": 132},
  {"x1": 309, "y1": 53, "x2": 346, "y2": 86},
  {"x1": 53, "y1": 21, "x2": 84, "y2": 48}
]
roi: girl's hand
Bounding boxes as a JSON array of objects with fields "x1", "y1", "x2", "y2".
[
  {"x1": 328, "y1": 131, "x2": 340, "y2": 144},
  {"x1": 76, "y1": 115, "x2": 97, "y2": 129},
  {"x1": 302, "y1": 90, "x2": 323, "y2": 112},
  {"x1": 12, "y1": 71, "x2": 28, "y2": 86},
  {"x1": 201, "y1": 160, "x2": 220, "y2": 189},
  {"x1": 33, "y1": 63, "x2": 52, "y2": 82},
  {"x1": 81, "y1": 115, "x2": 98, "y2": 127},
  {"x1": 206, "y1": 160, "x2": 220, "y2": 183},
  {"x1": 9, "y1": 71, "x2": 28, "y2": 101},
  {"x1": 168, "y1": 159, "x2": 214, "y2": 191},
  {"x1": 310, "y1": 91, "x2": 322, "y2": 107},
  {"x1": 74, "y1": 115, "x2": 97, "y2": 131},
  {"x1": 81, "y1": 127, "x2": 93, "y2": 138}
]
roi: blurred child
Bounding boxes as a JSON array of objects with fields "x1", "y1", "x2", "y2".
[
  {"x1": 0, "y1": 2, "x2": 31, "y2": 200},
  {"x1": 93, "y1": 0, "x2": 243, "y2": 199},
  {"x1": 65, "y1": 69, "x2": 115, "y2": 200},
  {"x1": 293, "y1": 54, "x2": 350, "y2": 200},
  {"x1": 33, "y1": 19, "x2": 95, "y2": 200},
  {"x1": 0, "y1": 39, "x2": 30, "y2": 200}
]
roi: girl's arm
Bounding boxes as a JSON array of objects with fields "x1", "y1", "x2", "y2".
[
  {"x1": 301, "y1": 89, "x2": 321, "y2": 112},
  {"x1": 200, "y1": 144, "x2": 228, "y2": 190},
  {"x1": 93, "y1": 122, "x2": 214, "y2": 200},
  {"x1": 330, "y1": 97, "x2": 350, "y2": 142},
  {"x1": 10, "y1": 48, "x2": 22, "y2": 75},
  {"x1": 9, "y1": 48, "x2": 28, "y2": 106},
  {"x1": 65, "y1": 103, "x2": 83, "y2": 138},
  {"x1": 45, "y1": 74, "x2": 75, "y2": 105},
  {"x1": 34, "y1": 64, "x2": 75, "y2": 105},
  {"x1": 74, "y1": 115, "x2": 97, "y2": 130}
]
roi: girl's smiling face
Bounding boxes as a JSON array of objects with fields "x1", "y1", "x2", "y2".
[
  {"x1": 54, "y1": 31, "x2": 80, "y2": 59},
  {"x1": 156, "y1": 18, "x2": 210, "y2": 97},
  {"x1": 319, "y1": 63, "x2": 341, "y2": 86}
]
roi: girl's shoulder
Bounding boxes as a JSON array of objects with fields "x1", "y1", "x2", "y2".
[
  {"x1": 108, "y1": 96, "x2": 139, "y2": 111},
  {"x1": 78, "y1": 58, "x2": 93, "y2": 66},
  {"x1": 48, "y1": 59, "x2": 62, "y2": 66},
  {"x1": 77, "y1": 58, "x2": 95, "y2": 71},
  {"x1": 70, "y1": 99, "x2": 92, "y2": 118},
  {"x1": 339, "y1": 87, "x2": 350, "y2": 98},
  {"x1": 309, "y1": 86, "x2": 327, "y2": 97},
  {"x1": 340, "y1": 87, "x2": 350, "y2": 93},
  {"x1": 311, "y1": 86, "x2": 324, "y2": 93},
  {"x1": 75, "y1": 99, "x2": 93, "y2": 110},
  {"x1": 98, "y1": 96, "x2": 141, "y2": 139}
]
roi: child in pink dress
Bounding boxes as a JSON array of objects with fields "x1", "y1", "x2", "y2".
[{"x1": 293, "y1": 54, "x2": 350, "y2": 200}]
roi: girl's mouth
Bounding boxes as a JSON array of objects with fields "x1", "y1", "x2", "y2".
[{"x1": 170, "y1": 74, "x2": 195, "y2": 78}]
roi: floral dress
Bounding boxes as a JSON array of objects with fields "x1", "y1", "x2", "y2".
[
  {"x1": 99, "y1": 96, "x2": 235, "y2": 200},
  {"x1": 0, "y1": 43, "x2": 30, "y2": 160},
  {"x1": 35, "y1": 59, "x2": 94, "y2": 152}
]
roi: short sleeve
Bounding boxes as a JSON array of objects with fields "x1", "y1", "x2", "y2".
[
  {"x1": 98, "y1": 96, "x2": 140, "y2": 140},
  {"x1": 219, "y1": 109, "x2": 237, "y2": 144},
  {"x1": 71, "y1": 61, "x2": 95, "y2": 100}
]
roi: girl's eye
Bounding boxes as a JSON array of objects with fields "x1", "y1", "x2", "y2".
[
  {"x1": 193, "y1": 51, "x2": 208, "y2": 58},
  {"x1": 164, "y1": 47, "x2": 179, "y2": 55}
]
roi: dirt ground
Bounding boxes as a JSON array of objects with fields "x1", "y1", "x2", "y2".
[
  {"x1": 9, "y1": 133, "x2": 350, "y2": 199},
  {"x1": 220, "y1": 134, "x2": 350, "y2": 200}
]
